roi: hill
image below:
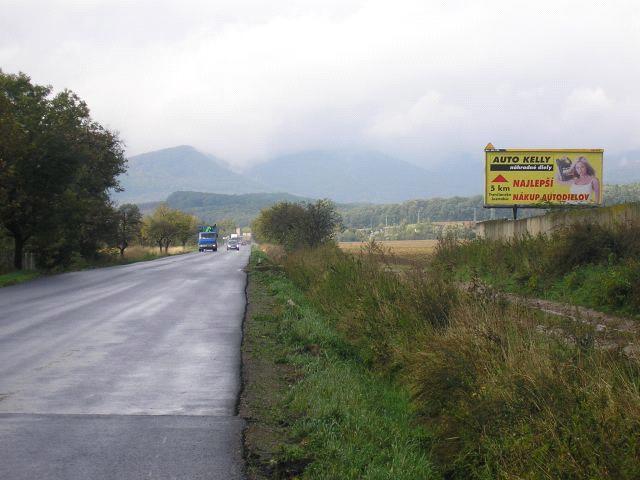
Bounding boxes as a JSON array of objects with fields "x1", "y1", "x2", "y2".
[
  {"x1": 248, "y1": 149, "x2": 479, "y2": 203},
  {"x1": 137, "y1": 182, "x2": 640, "y2": 230},
  {"x1": 165, "y1": 191, "x2": 312, "y2": 226},
  {"x1": 114, "y1": 145, "x2": 270, "y2": 203},
  {"x1": 115, "y1": 145, "x2": 640, "y2": 206}
]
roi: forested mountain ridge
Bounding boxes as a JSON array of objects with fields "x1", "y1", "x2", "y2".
[
  {"x1": 153, "y1": 183, "x2": 640, "y2": 229},
  {"x1": 340, "y1": 182, "x2": 640, "y2": 227},
  {"x1": 114, "y1": 145, "x2": 271, "y2": 202},
  {"x1": 115, "y1": 145, "x2": 640, "y2": 205},
  {"x1": 115, "y1": 146, "x2": 481, "y2": 204},
  {"x1": 165, "y1": 191, "x2": 312, "y2": 226}
]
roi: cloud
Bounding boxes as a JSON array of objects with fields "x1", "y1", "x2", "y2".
[
  {"x1": 562, "y1": 87, "x2": 613, "y2": 121},
  {"x1": 1, "y1": 0, "x2": 639, "y2": 167},
  {"x1": 367, "y1": 92, "x2": 468, "y2": 138}
]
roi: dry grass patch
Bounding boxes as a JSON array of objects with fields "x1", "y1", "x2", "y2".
[
  {"x1": 123, "y1": 245, "x2": 192, "y2": 259},
  {"x1": 339, "y1": 240, "x2": 438, "y2": 264}
]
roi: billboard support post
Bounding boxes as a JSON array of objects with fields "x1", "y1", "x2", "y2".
[{"x1": 512, "y1": 205, "x2": 518, "y2": 220}]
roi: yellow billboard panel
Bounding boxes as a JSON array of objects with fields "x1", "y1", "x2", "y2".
[{"x1": 484, "y1": 147, "x2": 604, "y2": 207}]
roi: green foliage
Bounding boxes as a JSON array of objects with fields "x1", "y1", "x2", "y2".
[
  {"x1": 605, "y1": 182, "x2": 640, "y2": 205},
  {"x1": 340, "y1": 196, "x2": 536, "y2": 228},
  {"x1": 0, "y1": 70, "x2": 125, "y2": 270},
  {"x1": 283, "y1": 243, "x2": 456, "y2": 367},
  {"x1": 215, "y1": 218, "x2": 237, "y2": 237},
  {"x1": 434, "y1": 220, "x2": 640, "y2": 315},
  {"x1": 114, "y1": 204, "x2": 142, "y2": 255},
  {"x1": 141, "y1": 204, "x2": 198, "y2": 252},
  {"x1": 156, "y1": 184, "x2": 640, "y2": 238},
  {"x1": 276, "y1": 243, "x2": 640, "y2": 478},
  {"x1": 253, "y1": 199, "x2": 342, "y2": 250},
  {"x1": 0, "y1": 270, "x2": 40, "y2": 287},
  {"x1": 165, "y1": 190, "x2": 311, "y2": 227},
  {"x1": 249, "y1": 250, "x2": 439, "y2": 479},
  {"x1": 339, "y1": 185, "x2": 640, "y2": 235}
]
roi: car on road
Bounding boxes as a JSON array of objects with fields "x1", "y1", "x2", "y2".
[{"x1": 227, "y1": 238, "x2": 240, "y2": 251}]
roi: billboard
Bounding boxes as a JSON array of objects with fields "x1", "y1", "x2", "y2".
[{"x1": 484, "y1": 145, "x2": 604, "y2": 207}]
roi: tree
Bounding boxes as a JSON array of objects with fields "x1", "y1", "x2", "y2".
[
  {"x1": 216, "y1": 218, "x2": 237, "y2": 238},
  {"x1": 252, "y1": 202, "x2": 306, "y2": 249},
  {"x1": 252, "y1": 200, "x2": 342, "y2": 250},
  {"x1": 302, "y1": 199, "x2": 343, "y2": 248},
  {"x1": 115, "y1": 204, "x2": 142, "y2": 256},
  {"x1": 175, "y1": 212, "x2": 198, "y2": 248},
  {"x1": 0, "y1": 70, "x2": 125, "y2": 269},
  {"x1": 141, "y1": 204, "x2": 196, "y2": 253}
]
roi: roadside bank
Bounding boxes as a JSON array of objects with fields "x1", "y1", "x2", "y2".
[{"x1": 240, "y1": 249, "x2": 437, "y2": 479}]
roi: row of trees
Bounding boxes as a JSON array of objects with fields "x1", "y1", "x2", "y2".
[
  {"x1": 252, "y1": 199, "x2": 342, "y2": 250},
  {"x1": 339, "y1": 183, "x2": 640, "y2": 230},
  {"x1": 0, "y1": 70, "x2": 208, "y2": 269},
  {"x1": 142, "y1": 204, "x2": 199, "y2": 253},
  {"x1": 111, "y1": 203, "x2": 203, "y2": 256},
  {"x1": 0, "y1": 70, "x2": 126, "y2": 269}
]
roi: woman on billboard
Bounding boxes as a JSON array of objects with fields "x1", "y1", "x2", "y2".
[{"x1": 555, "y1": 156, "x2": 601, "y2": 203}]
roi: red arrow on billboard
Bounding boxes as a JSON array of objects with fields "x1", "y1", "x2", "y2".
[{"x1": 492, "y1": 175, "x2": 508, "y2": 183}]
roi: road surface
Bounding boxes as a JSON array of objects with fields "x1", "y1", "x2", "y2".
[{"x1": 0, "y1": 248, "x2": 250, "y2": 479}]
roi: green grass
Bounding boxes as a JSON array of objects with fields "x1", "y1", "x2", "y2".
[
  {"x1": 246, "y1": 249, "x2": 438, "y2": 479},
  {"x1": 0, "y1": 270, "x2": 40, "y2": 287},
  {"x1": 433, "y1": 222, "x2": 640, "y2": 318},
  {"x1": 274, "y1": 243, "x2": 640, "y2": 479}
]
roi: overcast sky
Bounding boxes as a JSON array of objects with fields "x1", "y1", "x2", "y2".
[{"x1": 2, "y1": 0, "x2": 639, "y2": 169}]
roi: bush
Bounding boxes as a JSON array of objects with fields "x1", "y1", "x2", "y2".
[{"x1": 253, "y1": 199, "x2": 342, "y2": 251}]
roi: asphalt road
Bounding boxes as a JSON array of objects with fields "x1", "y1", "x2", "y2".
[{"x1": 0, "y1": 248, "x2": 250, "y2": 480}]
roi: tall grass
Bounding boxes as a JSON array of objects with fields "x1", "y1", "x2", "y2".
[
  {"x1": 279, "y1": 242, "x2": 640, "y2": 478},
  {"x1": 434, "y1": 221, "x2": 640, "y2": 316},
  {"x1": 248, "y1": 251, "x2": 438, "y2": 479}
]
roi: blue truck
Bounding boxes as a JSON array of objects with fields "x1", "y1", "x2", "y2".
[{"x1": 198, "y1": 225, "x2": 218, "y2": 252}]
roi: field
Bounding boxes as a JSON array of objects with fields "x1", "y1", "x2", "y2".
[{"x1": 339, "y1": 239, "x2": 438, "y2": 256}]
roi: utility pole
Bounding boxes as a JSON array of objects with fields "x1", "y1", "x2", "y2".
[
  {"x1": 417, "y1": 209, "x2": 421, "y2": 224},
  {"x1": 385, "y1": 215, "x2": 388, "y2": 228}
]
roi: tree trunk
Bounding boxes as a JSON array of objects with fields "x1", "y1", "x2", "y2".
[
  {"x1": 14, "y1": 234, "x2": 24, "y2": 270},
  {"x1": 119, "y1": 247, "x2": 125, "y2": 256}
]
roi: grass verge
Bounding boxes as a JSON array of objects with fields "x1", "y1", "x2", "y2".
[
  {"x1": 241, "y1": 248, "x2": 438, "y2": 479},
  {"x1": 0, "y1": 270, "x2": 40, "y2": 287}
]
